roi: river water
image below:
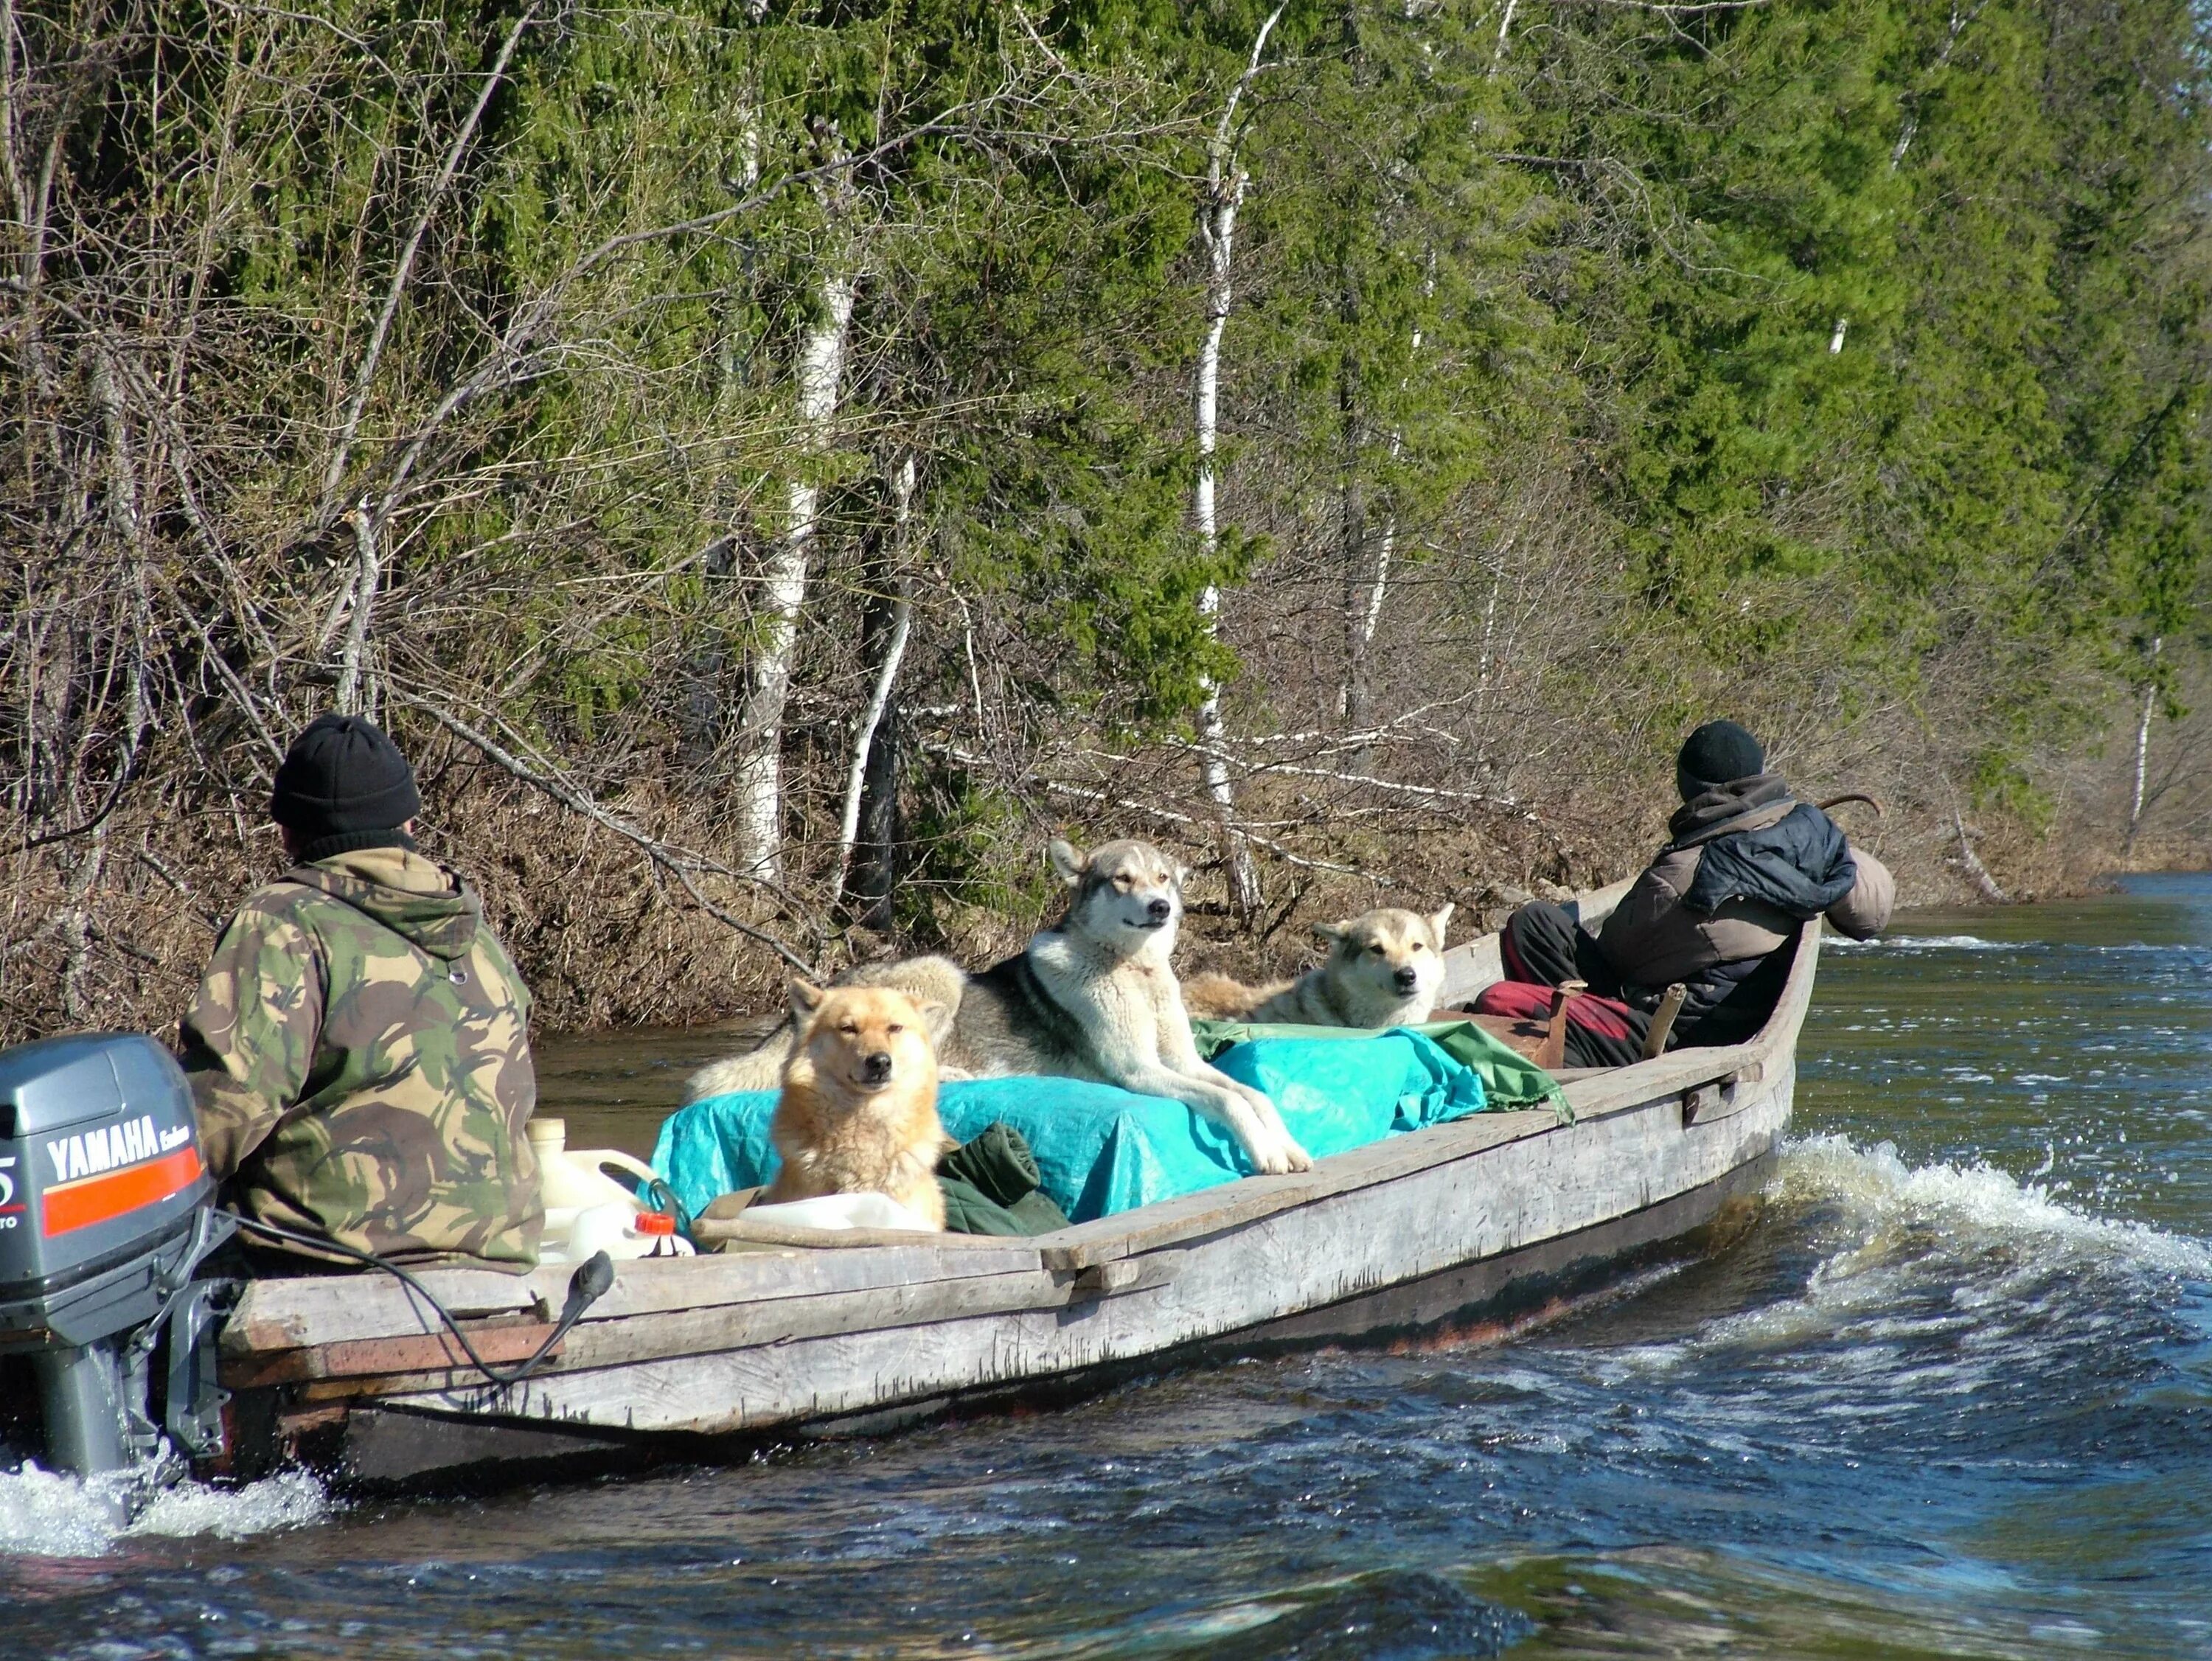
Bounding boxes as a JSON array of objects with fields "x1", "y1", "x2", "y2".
[{"x1": 7, "y1": 876, "x2": 2212, "y2": 1657}]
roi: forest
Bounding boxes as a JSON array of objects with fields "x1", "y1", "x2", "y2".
[{"x1": 6, "y1": 0, "x2": 2211, "y2": 1042}]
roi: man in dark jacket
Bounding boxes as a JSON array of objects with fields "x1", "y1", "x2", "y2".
[{"x1": 1475, "y1": 720, "x2": 1894, "y2": 1068}]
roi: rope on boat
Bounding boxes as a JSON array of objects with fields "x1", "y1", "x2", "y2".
[{"x1": 223, "y1": 1212, "x2": 614, "y2": 1387}]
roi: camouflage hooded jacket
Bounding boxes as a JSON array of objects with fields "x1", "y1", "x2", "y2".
[{"x1": 178, "y1": 846, "x2": 542, "y2": 1271}]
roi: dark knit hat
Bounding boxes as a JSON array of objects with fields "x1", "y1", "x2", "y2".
[
  {"x1": 1675, "y1": 720, "x2": 1765, "y2": 801},
  {"x1": 271, "y1": 713, "x2": 422, "y2": 862}
]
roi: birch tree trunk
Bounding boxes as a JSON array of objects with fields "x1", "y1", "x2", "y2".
[
  {"x1": 2126, "y1": 634, "x2": 2163, "y2": 854},
  {"x1": 1194, "y1": 240, "x2": 1258, "y2": 917},
  {"x1": 734, "y1": 260, "x2": 857, "y2": 885},
  {"x1": 838, "y1": 453, "x2": 915, "y2": 909},
  {"x1": 1346, "y1": 423, "x2": 1402, "y2": 766},
  {"x1": 1952, "y1": 809, "x2": 2008, "y2": 903},
  {"x1": 1189, "y1": 8, "x2": 1281, "y2": 923},
  {"x1": 1492, "y1": 0, "x2": 1520, "y2": 67}
]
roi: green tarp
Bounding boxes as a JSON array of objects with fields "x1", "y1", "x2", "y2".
[
  {"x1": 937, "y1": 1122, "x2": 1071, "y2": 1236},
  {"x1": 653, "y1": 1026, "x2": 1564, "y2": 1225}
]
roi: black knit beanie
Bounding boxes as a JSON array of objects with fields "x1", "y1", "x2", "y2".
[
  {"x1": 271, "y1": 713, "x2": 422, "y2": 863},
  {"x1": 1675, "y1": 720, "x2": 1765, "y2": 802}
]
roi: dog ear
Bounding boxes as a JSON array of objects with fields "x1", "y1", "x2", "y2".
[
  {"x1": 1173, "y1": 860, "x2": 1192, "y2": 890},
  {"x1": 788, "y1": 980, "x2": 827, "y2": 1020},
  {"x1": 1046, "y1": 838, "x2": 1086, "y2": 886},
  {"x1": 1312, "y1": 920, "x2": 1346, "y2": 947},
  {"x1": 1430, "y1": 902, "x2": 1455, "y2": 942},
  {"x1": 913, "y1": 998, "x2": 948, "y2": 1028}
]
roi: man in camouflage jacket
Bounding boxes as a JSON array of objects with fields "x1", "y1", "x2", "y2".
[{"x1": 178, "y1": 714, "x2": 542, "y2": 1272}]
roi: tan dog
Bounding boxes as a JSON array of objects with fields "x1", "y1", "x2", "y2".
[
  {"x1": 1186, "y1": 905, "x2": 1455, "y2": 1029},
  {"x1": 762, "y1": 982, "x2": 952, "y2": 1229}
]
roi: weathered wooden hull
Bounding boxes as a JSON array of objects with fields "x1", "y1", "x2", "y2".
[{"x1": 218, "y1": 897, "x2": 1815, "y2": 1488}]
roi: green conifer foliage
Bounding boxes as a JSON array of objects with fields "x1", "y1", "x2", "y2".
[{"x1": 10, "y1": 0, "x2": 2212, "y2": 1034}]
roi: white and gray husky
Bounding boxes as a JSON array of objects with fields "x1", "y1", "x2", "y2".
[
  {"x1": 684, "y1": 838, "x2": 1313, "y2": 1174},
  {"x1": 1183, "y1": 905, "x2": 1455, "y2": 1029}
]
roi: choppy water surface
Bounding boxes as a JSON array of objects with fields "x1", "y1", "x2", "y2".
[{"x1": 10, "y1": 877, "x2": 2212, "y2": 1657}]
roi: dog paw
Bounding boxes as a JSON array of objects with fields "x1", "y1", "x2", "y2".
[
  {"x1": 1247, "y1": 1140, "x2": 1297, "y2": 1175},
  {"x1": 1245, "y1": 1128, "x2": 1315, "y2": 1175}
]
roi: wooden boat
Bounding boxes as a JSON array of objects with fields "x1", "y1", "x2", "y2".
[{"x1": 215, "y1": 885, "x2": 1818, "y2": 1487}]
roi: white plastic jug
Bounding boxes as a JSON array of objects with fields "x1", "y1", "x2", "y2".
[
  {"x1": 529, "y1": 1118, "x2": 684, "y2": 1264},
  {"x1": 529, "y1": 1117, "x2": 655, "y2": 1211},
  {"x1": 554, "y1": 1200, "x2": 696, "y2": 1264}
]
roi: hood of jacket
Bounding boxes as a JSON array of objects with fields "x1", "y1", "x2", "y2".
[
  {"x1": 1666, "y1": 773, "x2": 1795, "y2": 849},
  {"x1": 283, "y1": 846, "x2": 481, "y2": 962}
]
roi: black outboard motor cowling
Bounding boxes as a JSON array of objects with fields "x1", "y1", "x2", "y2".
[{"x1": 0, "y1": 1034, "x2": 232, "y2": 1476}]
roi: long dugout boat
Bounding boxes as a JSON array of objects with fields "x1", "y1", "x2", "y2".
[{"x1": 215, "y1": 882, "x2": 1817, "y2": 1487}]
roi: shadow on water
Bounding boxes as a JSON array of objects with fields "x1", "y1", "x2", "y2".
[{"x1": 7, "y1": 877, "x2": 2212, "y2": 1657}]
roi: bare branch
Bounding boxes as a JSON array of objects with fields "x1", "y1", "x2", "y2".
[
  {"x1": 318, "y1": 2, "x2": 539, "y2": 521},
  {"x1": 402, "y1": 697, "x2": 818, "y2": 975}
]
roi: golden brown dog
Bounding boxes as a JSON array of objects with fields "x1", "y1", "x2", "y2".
[{"x1": 762, "y1": 981, "x2": 952, "y2": 1229}]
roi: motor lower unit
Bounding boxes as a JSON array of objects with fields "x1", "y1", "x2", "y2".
[{"x1": 0, "y1": 1034, "x2": 232, "y2": 1477}]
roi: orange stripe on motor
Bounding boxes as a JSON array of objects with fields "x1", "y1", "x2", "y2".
[{"x1": 42, "y1": 1145, "x2": 204, "y2": 1236}]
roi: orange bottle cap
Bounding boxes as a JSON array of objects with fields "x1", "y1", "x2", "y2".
[{"x1": 634, "y1": 1211, "x2": 675, "y2": 1236}]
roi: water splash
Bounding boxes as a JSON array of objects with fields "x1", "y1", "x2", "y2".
[
  {"x1": 0, "y1": 1459, "x2": 330, "y2": 1559},
  {"x1": 1780, "y1": 1132, "x2": 2212, "y2": 1280}
]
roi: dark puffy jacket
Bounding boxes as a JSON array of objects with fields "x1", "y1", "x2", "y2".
[{"x1": 1598, "y1": 775, "x2": 1894, "y2": 1044}]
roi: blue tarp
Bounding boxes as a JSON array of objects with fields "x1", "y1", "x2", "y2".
[{"x1": 652, "y1": 1029, "x2": 1497, "y2": 1225}]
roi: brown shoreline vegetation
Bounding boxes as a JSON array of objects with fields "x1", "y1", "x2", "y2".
[
  {"x1": 4, "y1": 689, "x2": 2191, "y2": 1045},
  {"x1": 9, "y1": 2, "x2": 2212, "y2": 1045}
]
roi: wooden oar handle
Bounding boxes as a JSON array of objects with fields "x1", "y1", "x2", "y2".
[
  {"x1": 691, "y1": 1216, "x2": 1018, "y2": 1250},
  {"x1": 1642, "y1": 982, "x2": 1688, "y2": 1060},
  {"x1": 1535, "y1": 980, "x2": 1586, "y2": 1072}
]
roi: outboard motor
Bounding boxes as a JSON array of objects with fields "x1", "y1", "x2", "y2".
[{"x1": 0, "y1": 1034, "x2": 233, "y2": 1478}]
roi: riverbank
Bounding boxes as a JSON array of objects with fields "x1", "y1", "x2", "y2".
[{"x1": 0, "y1": 759, "x2": 2144, "y2": 1052}]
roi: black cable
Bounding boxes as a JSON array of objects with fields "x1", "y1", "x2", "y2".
[{"x1": 222, "y1": 1212, "x2": 614, "y2": 1388}]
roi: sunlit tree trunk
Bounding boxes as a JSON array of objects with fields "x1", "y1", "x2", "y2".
[
  {"x1": 2127, "y1": 635, "x2": 2163, "y2": 854},
  {"x1": 1189, "y1": 7, "x2": 1281, "y2": 923},
  {"x1": 1338, "y1": 355, "x2": 1369, "y2": 733},
  {"x1": 839, "y1": 453, "x2": 915, "y2": 913},
  {"x1": 335, "y1": 505, "x2": 380, "y2": 717},
  {"x1": 734, "y1": 259, "x2": 856, "y2": 884}
]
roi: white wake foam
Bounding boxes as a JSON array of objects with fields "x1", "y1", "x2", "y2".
[
  {"x1": 1610, "y1": 1137, "x2": 2212, "y2": 1380},
  {"x1": 1780, "y1": 1132, "x2": 2212, "y2": 1280},
  {"x1": 0, "y1": 1460, "x2": 330, "y2": 1558}
]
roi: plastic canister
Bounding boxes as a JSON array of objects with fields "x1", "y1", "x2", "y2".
[
  {"x1": 529, "y1": 1118, "x2": 686, "y2": 1264},
  {"x1": 557, "y1": 1202, "x2": 694, "y2": 1264},
  {"x1": 529, "y1": 1118, "x2": 648, "y2": 1211}
]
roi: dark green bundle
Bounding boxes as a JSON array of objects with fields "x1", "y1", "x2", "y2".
[{"x1": 936, "y1": 1122, "x2": 1070, "y2": 1237}]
